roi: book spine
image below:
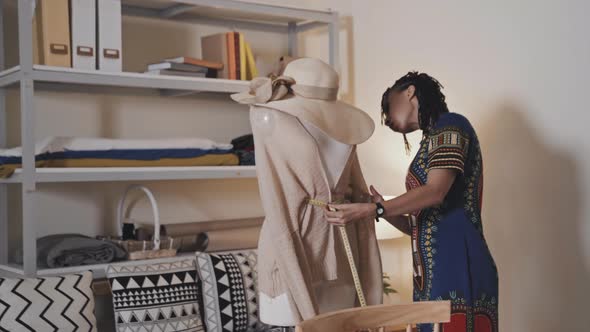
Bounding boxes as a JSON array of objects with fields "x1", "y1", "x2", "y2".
[
  {"x1": 226, "y1": 32, "x2": 236, "y2": 80},
  {"x1": 234, "y1": 32, "x2": 241, "y2": 81}
]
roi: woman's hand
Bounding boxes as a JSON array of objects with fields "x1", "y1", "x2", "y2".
[
  {"x1": 324, "y1": 185, "x2": 385, "y2": 225},
  {"x1": 325, "y1": 203, "x2": 375, "y2": 226}
]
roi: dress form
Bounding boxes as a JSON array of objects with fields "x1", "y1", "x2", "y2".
[{"x1": 254, "y1": 108, "x2": 357, "y2": 326}]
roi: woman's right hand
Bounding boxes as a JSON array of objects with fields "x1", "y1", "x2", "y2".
[{"x1": 369, "y1": 185, "x2": 385, "y2": 203}]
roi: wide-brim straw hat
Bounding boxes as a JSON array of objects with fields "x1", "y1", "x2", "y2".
[{"x1": 230, "y1": 57, "x2": 374, "y2": 145}]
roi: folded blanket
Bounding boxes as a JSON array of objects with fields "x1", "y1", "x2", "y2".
[
  {"x1": 0, "y1": 137, "x2": 233, "y2": 158},
  {"x1": 0, "y1": 136, "x2": 240, "y2": 178},
  {"x1": 15, "y1": 234, "x2": 127, "y2": 268}
]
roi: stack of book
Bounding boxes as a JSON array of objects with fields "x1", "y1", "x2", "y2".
[
  {"x1": 145, "y1": 57, "x2": 224, "y2": 78},
  {"x1": 201, "y1": 32, "x2": 258, "y2": 80}
]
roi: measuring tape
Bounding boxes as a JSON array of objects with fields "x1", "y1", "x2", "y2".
[{"x1": 307, "y1": 198, "x2": 367, "y2": 307}]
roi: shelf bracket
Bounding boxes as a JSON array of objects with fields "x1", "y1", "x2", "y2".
[
  {"x1": 296, "y1": 21, "x2": 327, "y2": 33},
  {"x1": 160, "y1": 4, "x2": 195, "y2": 18}
]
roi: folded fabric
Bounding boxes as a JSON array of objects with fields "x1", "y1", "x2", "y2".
[
  {"x1": 0, "y1": 136, "x2": 241, "y2": 178},
  {"x1": 0, "y1": 137, "x2": 234, "y2": 162},
  {"x1": 0, "y1": 137, "x2": 233, "y2": 158},
  {"x1": 235, "y1": 150, "x2": 255, "y2": 165},
  {"x1": 14, "y1": 234, "x2": 127, "y2": 268},
  {"x1": 0, "y1": 153, "x2": 239, "y2": 178},
  {"x1": 231, "y1": 134, "x2": 254, "y2": 151}
]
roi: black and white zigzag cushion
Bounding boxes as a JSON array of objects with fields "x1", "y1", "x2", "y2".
[
  {"x1": 0, "y1": 271, "x2": 97, "y2": 331},
  {"x1": 195, "y1": 250, "x2": 267, "y2": 332},
  {"x1": 106, "y1": 258, "x2": 205, "y2": 332}
]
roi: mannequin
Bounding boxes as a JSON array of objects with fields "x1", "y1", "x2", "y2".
[
  {"x1": 232, "y1": 57, "x2": 382, "y2": 328},
  {"x1": 253, "y1": 108, "x2": 357, "y2": 326}
]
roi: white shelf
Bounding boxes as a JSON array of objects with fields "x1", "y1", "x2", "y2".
[
  {"x1": 0, "y1": 166, "x2": 257, "y2": 183},
  {"x1": 122, "y1": 0, "x2": 334, "y2": 25},
  {"x1": 0, "y1": 65, "x2": 251, "y2": 94}
]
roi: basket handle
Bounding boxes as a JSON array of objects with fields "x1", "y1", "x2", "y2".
[{"x1": 117, "y1": 185, "x2": 161, "y2": 250}]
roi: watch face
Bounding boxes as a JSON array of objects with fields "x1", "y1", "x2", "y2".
[{"x1": 377, "y1": 208, "x2": 384, "y2": 215}]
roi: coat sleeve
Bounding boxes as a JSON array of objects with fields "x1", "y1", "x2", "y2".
[
  {"x1": 251, "y1": 107, "x2": 319, "y2": 320},
  {"x1": 350, "y1": 149, "x2": 384, "y2": 306}
]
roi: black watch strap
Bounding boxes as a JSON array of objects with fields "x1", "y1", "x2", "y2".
[{"x1": 375, "y1": 202, "x2": 385, "y2": 222}]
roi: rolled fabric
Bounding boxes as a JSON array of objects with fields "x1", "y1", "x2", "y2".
[
  {"x1": 136, "y1": 218, "x2": 263, "y2": 252},
  {"x1": 206, "y1": 226, "x2": 261, "y2": 252},
  {"x1": 139, "y1": 217, "x2": 263, "y2": 237}
]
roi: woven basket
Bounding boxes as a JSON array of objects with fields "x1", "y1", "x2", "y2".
[{"x1": 108, "y1": 185, "x2": 178, "y2": 260}]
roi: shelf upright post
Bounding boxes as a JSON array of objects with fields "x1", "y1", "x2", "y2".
[
  {"x1": 328, "y1": 11, "x2": 340, "y2": 72},
  {"x1": 288, "y1": 22, "x2": 298, "y2": 58},
  {"x1": 18, "y1": 0, "x2": 38, "y2": 277},
  {"x1": 0, "y1": 0, "x2": 7, "y2": 265}
]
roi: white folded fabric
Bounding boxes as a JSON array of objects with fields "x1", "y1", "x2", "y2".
[{"x1": 0, "y1": 137, "x2": 234, "y2": 158}]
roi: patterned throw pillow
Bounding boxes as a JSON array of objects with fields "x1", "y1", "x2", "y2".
[
  {"x1": 106, "y1": 259, "x2": 205, "y2": 332},
  {"x1": 0, "y1": 271, "x2": 97, "y2": 331},
  {"x1": 195, "y1": 250, "x2": 266, "y2": 332}
]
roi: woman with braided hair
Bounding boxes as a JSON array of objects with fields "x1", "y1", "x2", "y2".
[{"x1": 325, "y1": 72, "x2": 499, "y2": 332}]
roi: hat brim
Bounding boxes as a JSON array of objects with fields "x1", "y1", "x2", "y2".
[{"x1": 252, "y1": 95, "x2": 375, "y2": 145}]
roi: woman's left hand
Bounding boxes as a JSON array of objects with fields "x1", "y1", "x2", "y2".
[{"x1": 324, "y1": 203, "x2": 375, "y2": 226}]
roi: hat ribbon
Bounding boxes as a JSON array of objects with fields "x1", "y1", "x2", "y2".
[{"x1": 241, "y1": 76, "x2": 338, "y2": 105}]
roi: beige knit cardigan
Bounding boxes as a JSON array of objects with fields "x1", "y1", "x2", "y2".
[{"x1": 251, "y1": 106, "x2": 383, "y2": 322}]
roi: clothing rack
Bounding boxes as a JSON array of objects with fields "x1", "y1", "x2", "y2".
[{"x1": 0, "y1": 0, "x2": 340, "y2": 278}]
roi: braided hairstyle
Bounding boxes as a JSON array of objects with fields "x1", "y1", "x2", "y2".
[{"x1": 381, "y1": 71, "x2": 449, "y2": 133}]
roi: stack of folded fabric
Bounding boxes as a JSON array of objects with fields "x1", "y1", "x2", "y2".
[
  {"x1": 0, "y1": 137, "x2": 239, "y2": 178},
  {"x1": 231, "y1": 134, "x2": 255, "y2": 165},
  {"x1": 14, "y1": 234, "x2": 127, "y2": 268}
]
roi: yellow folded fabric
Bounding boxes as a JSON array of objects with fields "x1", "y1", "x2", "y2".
[{"x1": 0, "y1": 154, "x2": 240, "y2": 178}]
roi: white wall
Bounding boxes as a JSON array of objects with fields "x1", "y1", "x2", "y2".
[{"x1": 341, "y1": 0, "x2": 590, "y2": 330}]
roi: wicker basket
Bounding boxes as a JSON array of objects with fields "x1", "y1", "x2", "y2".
[{"x1": 108, "y1": 185, "x2": 178, "y2": 260}]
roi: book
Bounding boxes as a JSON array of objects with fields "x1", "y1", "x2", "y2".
[
  {"x1": 145, "y1": 70, "x2": 207, "y2": 78},
  {"x1": 201, "y1": 33, "x2": 229, "y2": 79},
  {"x1": 147, "y1": 62, "x2": 209, "y2": 73},
  {"x1": 33, "y1": 0, "x2": 71, "y2": 67},
  {"x1": 164, "y1": 57, "x2": 224, "y2": 70},
  {"x1": 238, "y1": 33, "x2": 246, "y2": 80},
  {"x1": 226, "y1": 32, "x2": 237, "y2": 80},
  {"x1": 244, "y1": 42, "x2": 258, "y2": 80}
]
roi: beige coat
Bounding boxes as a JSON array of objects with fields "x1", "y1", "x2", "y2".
[{"x1": 252, "y1": 105, "x2": 383, "y2": 322}]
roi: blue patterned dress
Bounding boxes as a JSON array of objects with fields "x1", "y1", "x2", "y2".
[{"x1": 405, "y1": 113, "x2": 498, "y2": 332}]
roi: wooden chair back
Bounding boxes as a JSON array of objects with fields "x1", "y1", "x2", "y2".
[{"x1": 295, "y1": 301, "x2": 451, "y2": 332}]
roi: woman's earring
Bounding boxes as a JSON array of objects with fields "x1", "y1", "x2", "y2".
[{"x1": 403, "y1": 134, "x2": 412, "y2": 156}]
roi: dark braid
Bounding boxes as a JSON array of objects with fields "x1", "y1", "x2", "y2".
[{"x1": 381, "y1": 71, "x2": 449, "y2": 133}]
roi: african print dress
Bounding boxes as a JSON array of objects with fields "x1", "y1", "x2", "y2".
[{"x1": 406, "y1": 113, "x2": 499, "y2": 332}]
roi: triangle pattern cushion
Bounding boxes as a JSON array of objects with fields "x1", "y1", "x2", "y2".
[
  {"x1": 195, "y1": 250, "x2": 268, "y2": 332},
  {"x1": 106, "y1": 259, "x2": 204, "y2": 332}
]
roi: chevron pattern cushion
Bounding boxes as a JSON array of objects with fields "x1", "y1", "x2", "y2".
[
  {"x1": 195, "y1": 250, "x2": 267, "y2": 332},
  {"x1": 106, "y1": 258, "x2": 205, "y2": 332},
  {"x1": 0, "y1": 271, "x2": 97, "y2": 331}
]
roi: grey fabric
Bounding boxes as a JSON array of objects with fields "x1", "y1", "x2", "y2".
[{"x1": 15, "y1": 234, "x2": 127, "y2": 268}]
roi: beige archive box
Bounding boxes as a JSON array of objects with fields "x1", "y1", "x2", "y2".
[{"x1": 33, "y1": 0, "x2": 72, "y2": 67}]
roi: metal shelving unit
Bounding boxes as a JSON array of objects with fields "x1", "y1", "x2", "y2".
[{"x1": 0, "y1": 0, "x2": 339, "y2": 277}]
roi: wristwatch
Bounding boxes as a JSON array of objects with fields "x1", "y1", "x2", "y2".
[{"x1": 375, "y1": 202, "x2": 385, "y2": 222}]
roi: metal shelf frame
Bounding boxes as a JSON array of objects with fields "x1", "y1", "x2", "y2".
[{"x1": 0, "y1": 0, "x2": 339, "y2": 277}]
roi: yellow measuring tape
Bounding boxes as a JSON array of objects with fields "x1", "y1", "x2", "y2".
[{"x1": 307, "y1": 198, "x2": 367, "y2": 307}]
